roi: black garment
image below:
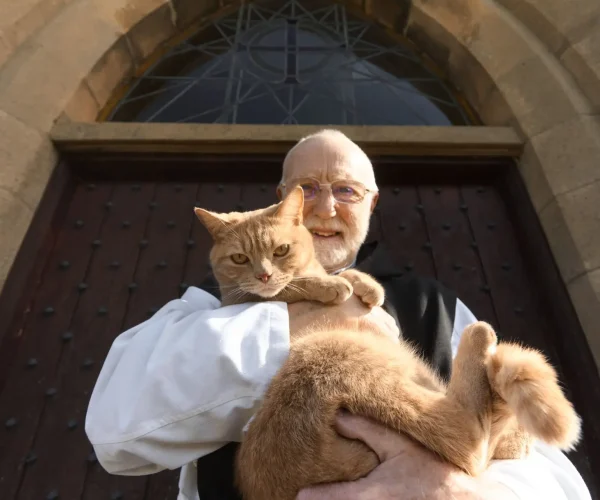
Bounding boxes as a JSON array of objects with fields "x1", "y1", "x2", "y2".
[{"x1": 196, "y1": 241, "x2": 461, "y2": 500}]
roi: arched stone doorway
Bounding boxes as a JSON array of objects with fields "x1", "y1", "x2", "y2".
[{"x1": 0, "y1": 0, "x2": 599, "y2": 499}]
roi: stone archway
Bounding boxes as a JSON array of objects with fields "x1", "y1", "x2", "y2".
[{"x1": 0, "y1": 0, "x2": 599, "y2": 364}]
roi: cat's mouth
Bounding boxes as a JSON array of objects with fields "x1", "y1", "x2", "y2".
[
  {"x1": 247, "y1": 283, "x2": 286, "y2": 298},
  {"x1": 311, "y1": 230, "x2": 342, "y2": 239},
  {"x1": 255, "y1": 288, "x2": 284, "y2": 298},
  {"x1": 244, "y1": 279, "x2": 289, "y2": 298}
]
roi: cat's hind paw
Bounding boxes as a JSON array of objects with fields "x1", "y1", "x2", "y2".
[
  {"x1": 457, "y1": 321, "x2": 498, "y2": 359},
  {"x1": 488, "y1": 343, "x2": 582, "y2": 451}
]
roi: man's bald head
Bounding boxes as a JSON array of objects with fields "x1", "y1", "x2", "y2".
[{"x1": 280, "y1": 129, "x2": 377, "y2": 190}]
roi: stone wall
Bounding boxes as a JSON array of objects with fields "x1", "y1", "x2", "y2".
[{"x1": 0, "y1": 0, "x2": 599, "y2": 367}]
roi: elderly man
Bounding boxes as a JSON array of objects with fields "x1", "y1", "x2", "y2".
[{"x1": 85, "y1": 130, "x2": 590, "y2": 500}]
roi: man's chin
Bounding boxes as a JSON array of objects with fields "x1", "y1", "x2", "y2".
[
  {"x1": 313, "y1": 242, "x2": 354, "y2": 271},
  {"x1": 312, "y1": 234, "x2": 344, "y2": 248}
]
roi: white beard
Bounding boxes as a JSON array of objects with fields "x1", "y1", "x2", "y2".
[
  {"x1": 313, "y1": 238, "x2": 353, "y2": 272},
  {"x1": 305, "y1": 215, "x2": 370, "y2": 272}
]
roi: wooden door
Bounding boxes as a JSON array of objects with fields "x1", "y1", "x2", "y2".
[{"x1": 0, "y1": 154, "x2": 598, "y2": 500}]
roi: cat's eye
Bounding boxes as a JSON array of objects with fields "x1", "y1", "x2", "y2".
[
  {"x1": 231, "y1": 253, "x2": 249, "y2": 264},
  {"x1": 273, "y1": 244, "x2": 290, "y2": 257}
]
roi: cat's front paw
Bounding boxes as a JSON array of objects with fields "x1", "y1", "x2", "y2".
[
  {"x1": 321, "y1": 276, "x2": 353, "y2": 305},
  {"x1": 339, "y1": 270, "x2": 384, "y2": 308}
]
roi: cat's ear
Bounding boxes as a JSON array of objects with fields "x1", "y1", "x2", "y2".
[
  {"x1": 194, "y1": 208, "x2": 230, "y2": 238},
  {"x1": 275, "y1": 186, "x2": 304, "y2": 225}
]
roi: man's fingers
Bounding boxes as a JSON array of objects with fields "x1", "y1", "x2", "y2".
[
  {"x1": 296, "y1": 480, "x2": 369, "y2": 500},
  {"x1": 367, "y1": 307, "x2": 399, "y2": 340},
  {"x1": 334, "y1": 411, "x2": 398, "y2": 462}
]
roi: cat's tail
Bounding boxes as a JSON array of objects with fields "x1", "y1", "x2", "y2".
[{"x1": 487, "y1": 343, "x2": 582, "y2": 451}]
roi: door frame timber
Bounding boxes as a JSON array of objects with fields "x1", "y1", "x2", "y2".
[
  {"x1": 50, "y1": 123, "x2": 523, "y2": 157},
  {"x1": 0, "y1": 126, "x2": 598, "y2": 494}
]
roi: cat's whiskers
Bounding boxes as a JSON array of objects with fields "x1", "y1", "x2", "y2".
[
  {"x1": 222, "y1": 276, "x2": 280, "y2": 299},
  {"x1": 221, "y1": 285, "x2": 250, "y2": 303},
  {"x1": 217, "y1": 283, "x2": 250, "y2": 289}
]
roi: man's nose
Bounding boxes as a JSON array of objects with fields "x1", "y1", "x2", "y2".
[
  {"x1": 313, "y1": 190, "x2": 337, "y2": 219},
  {"x1": 255, "y1": 272, "x2": 271, "y2": 283}
]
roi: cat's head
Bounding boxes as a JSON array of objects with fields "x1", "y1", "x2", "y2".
[{"x1": 194, "y1": 186, "x2": 316, "y2": 299}]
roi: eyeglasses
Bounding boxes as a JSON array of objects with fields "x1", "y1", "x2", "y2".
[{"x1": 281, "y1": 178, "x2": 377, "y2": 204}]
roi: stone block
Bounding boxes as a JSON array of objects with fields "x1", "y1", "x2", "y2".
[
  {"x1": 517, "y1": 141, "x2": 553, "y2": 214},
  {"x1": 0, "y1": 32, "x2": 12, "y2": 68},
  {"x1": 33, "y1": 1, "x2": 121, "y2": 71},
  {"x1": 408, "y1": 0, "x2": 540, "y2": 124},
  {"x1": 405, "y1": 5, "x2": 494, "y2": 118},
  {"x1": 405, "y1": 7, "x2": 455, "y2": 73},
  {"x1": 494, "y1": 0, "x2": 600, "y2": 54},
  {"x1": 494, "y1": 55, "x2": 588, "y2": 138},
  {"x1": 567, "y1": 268, "x2": 600, "y2": 369},
  {"x1": 539, "y1": 181, "x2": 600, "y2": 284},
  {"x1": 526, "y1": 117, "x2": 600, "y2": 202},
  {"x1": 126, "y1": 2, "x2": 176, "y2": 64},
  {"x1": 171, "y1": 0, "x2": 219, "y2": 29},
  {"x1": 447, "y1": 41, "x2": 494, "y2": 116},
  {"x1": 0, "y1": 110, "x2": 57, "y2": 209},
  {"x1": 561, "y1": 25, "x2": 600, "y2": 113},
  {"x1": 412, "y1": 0, "x2": 489, "y2": 46},
  {"x1": 0, "y1": 44, "x2": 68, "y2": 130},
  {"x1": 0, "y1": 1, "x2": 120, "y2": 130},
  {"x1": 63, "y1": 81, "x2": 100, "y2": 122},
  {"x1": 92, "y1": 0, "x2": 165, "y2": 33},
  {"x1": 0, "y1": 188, "x2": 34, "y2": 289},
  {"x1": 365, "y1": 0, "x2": 411, "y2": 31},
  {"x1": 85, "y1": 36, "x2": 135, "y2": 109},
  {"x1": 463, "y1": 5, "x2": 537, "y2": 82},
  {"x1": 0, "y1": 0, "x2": 73, "y2": 51},
  {"x1": 478, "y1": 84, "x2": 514, "y2": 127}
]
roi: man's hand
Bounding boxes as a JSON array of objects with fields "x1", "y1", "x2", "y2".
[
  {"x1": 296, "y1": 412, "x2": 518, "y2": 500},
  {"x1": 288, "y1": 294, "x2": 399, "y2": 341}
]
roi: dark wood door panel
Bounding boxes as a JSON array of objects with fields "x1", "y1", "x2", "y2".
[{"x1": 0, "y1": 156, "x2": 597, "y2": 500}]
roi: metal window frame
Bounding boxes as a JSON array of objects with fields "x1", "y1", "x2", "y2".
[{"x1": 104, "y1": 0, "x2": 475, "y2": 126}]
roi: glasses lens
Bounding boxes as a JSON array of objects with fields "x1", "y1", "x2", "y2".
[
  {"x1": 332, "y1": 181, "x2": 365, "y2": 203},
  {"x1": 297, "y1": 181, "x2": 319, "y2": 200}
]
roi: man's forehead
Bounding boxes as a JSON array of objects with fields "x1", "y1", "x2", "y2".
[{"x1": 283, "y1": 137, "x2": 373, "y2": 182}]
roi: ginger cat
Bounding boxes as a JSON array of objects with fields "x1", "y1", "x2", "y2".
[{"x1": 194, "y1": 186, "x2": 582, "y2": 500}]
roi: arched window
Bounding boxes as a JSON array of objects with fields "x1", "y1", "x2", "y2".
[{"x1": 105, "y1": 0, "x2": 474, "y2": 125}]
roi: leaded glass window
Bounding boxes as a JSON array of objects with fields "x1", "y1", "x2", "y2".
[{"x1": 106, "y1": 0, "x2": 473, "y2": 125}]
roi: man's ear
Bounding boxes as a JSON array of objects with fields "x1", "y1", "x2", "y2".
[
  {"x1": 369, "y1": 192, "x2": 379, "y2": 214},
  {"x1": 274, "y1": 186, "x2": 304, "y2": 225},
  {"x1": 194, "y1": 208, "x2": 230, "y2": 239},
  {"x1": 276, "y1": 184, "x2": 284, "y2": 201}
]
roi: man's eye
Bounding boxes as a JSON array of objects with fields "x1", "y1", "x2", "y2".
[{"x1": 333, "y1": 185, "x2": 360, "y2": 201}]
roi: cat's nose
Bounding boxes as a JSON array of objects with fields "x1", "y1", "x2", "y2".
[{"x1": 256, "y1": 273, "x2": 271, "y2": 283}]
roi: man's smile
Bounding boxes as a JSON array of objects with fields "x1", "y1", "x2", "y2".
[{"x1": 311, "y1": 230, "x2": 342, "y2": 238}]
